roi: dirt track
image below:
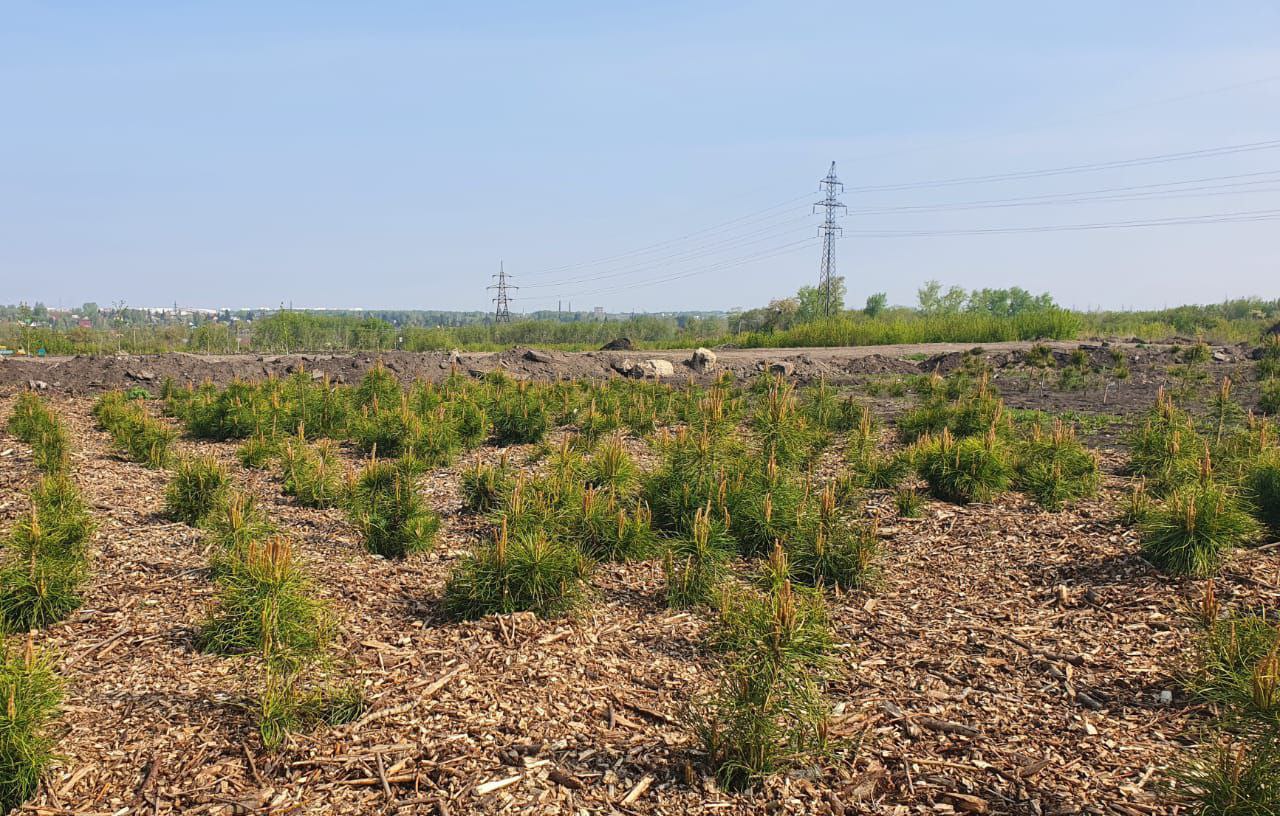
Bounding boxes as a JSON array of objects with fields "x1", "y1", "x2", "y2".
[{"x1": 0, "y1": 340, "x2": 1261, "y2": 398}]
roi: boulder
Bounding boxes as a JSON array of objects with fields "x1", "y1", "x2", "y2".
[
  {"x1": 689, "y1": 347, "x2": 718, "y2": 373},
  {"x1": 646, "y1": 359, "x2": 675, "y2": 378},
  {"x1": 767, "y1": 360, "x2": 795, "y2": 377},
  {"x1": 524, "y1": 348, "x2": 556, "y2": 364},
  {"x1": 127, "y1": 369, "x2": 157, "y2": 382},
  {"x1": 27, "y1": 380, "x2": 48, "y2": 391}
]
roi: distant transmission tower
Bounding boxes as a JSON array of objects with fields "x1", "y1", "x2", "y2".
[
  {"x1": 488, "y1": 262, "x2": 516, "y2": 323},
  {"x1": 813, "y1": 161, "x2": 846, "y2": 317}
]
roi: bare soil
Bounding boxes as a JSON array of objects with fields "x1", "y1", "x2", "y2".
[{"x1": 0, "y1": 351, "x2": 1276, "y2": 814}]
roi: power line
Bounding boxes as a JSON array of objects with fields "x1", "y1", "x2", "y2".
[
  {"x1": 845, "y1": 171, "x2": 1280, "y2": 216},
  {"x1": 847, "y1": 206, "x2": 1280, "y2": 237},
  {"x1": 844, "y1": 139, "x2": 1280, "y2": 194},
  {"x1": 518, "y1": 192, "x2": 815, "y2": 279}
]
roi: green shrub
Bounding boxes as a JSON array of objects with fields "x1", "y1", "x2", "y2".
[
  {"x1": 236, "y1": 433, "x2": 281, "y2": 469},
  {"x1": 894, "y1": 487, "x2": 924, "y2": 518},
  {"x1": 460, "y1": 458, "x2": 515, "y2": 515},
  {"x1": 1141, "y1": 475, "x2": 1261, "y2": 576},
  {"x1": 1172, "y1": 735, "x2": 1280, "y2": 816},
  {"x1": 1246, "y1": 449, "x2": 1280, "y2": 536},
  {"x1": 1014, "y1": 422, "x2": 1101, "y2": 510},
  {"x1": 788, "y1": 487, "x2": 879, "y2": 590},
  {"x1": 7, "y1": 394, "x2": 71, "y2": 475},
  {"x1": 565, "y1": 490, "x2": 655, "y2": 562},
  {"x1": 198, "y1": 536, "x2": 331, "y2": 667},
  {"x1": 257, "y1": 664, "x2": 365, "y2": 751},
  {"x1": 206, "y1": 490, "x2": 275, "y2": 577},
  {"x1": 164, "y1": 455, "x2": 230, "y2": 526},
  {"x1": 1262, "y1": 379, "x2": 1280, "y2": 416},
  {"x1": 583, "y1": 436, "x2": 638, "y2": 495},
  {"x1": 752, "y1": 384, "x2": 820, "y2": 468},
  {"x1": 664, "y1": 507, "x2": 734, "y2": 609},
  {"x1": 0, "y1": 636, "x2": 63, "y2": 812},
  {"x1": 29, "y1": 475, "x2": 94, "y2": 551},
  {"x1": 914, "y1": 428, "x2": 1013, "y2": 504},
  {"x1": 0, "y1": 481, "x2": 94, "y2": 631},
  {"x1": 349, "y1": 404, "x2": 421, "y2": 458},
  {"x1": 443, "y1": 523, "x2": 591, "y2": 619},
  {"x1": 347, "y1": 461, "x2": 440, "y2": 557},
  {"x1": 689, "y1": 571, "x2": 834, "y2": 791},
  {"x1": 1187, "y1": 609, "x2": 1279, "y2": 722},
  {"x1": 1258, "y1": 336, "x2": 1280, "y2": 381},
  {"x1": 280, "y1": 437, "x2": 344, "y2": 509},
  {"x1": 93, "y1": 392, "x2": 175, "y2": 468},
  {"x1": 353, "y1": 364, "x2": 401, "y2": 411},
  {"x1": 490, "y1": 385, "x2": 551, "y2": 445}
]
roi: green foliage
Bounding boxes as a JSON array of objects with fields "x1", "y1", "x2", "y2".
[
  {"x1": 787, "y1": 486, "x2": 879, "y2": 590},
  {"x1": 279, "y1": 437, "x2": 344, "y2": 509},
  {"x1": 0, "y1": 478, "x2": 94, "y2": 632},
  {"x1": 1172, "y1": 735, "x2": 1280, "y2": 816},
  {"x1": 664, "y1": 507, "x2": 734, "y2": 609},
  {"x1": 1014, "y1": 422, "x2": 1101, "y2": 510},
  {"x1": 564, "y1": 490, "x2": 655, "y2": 562},
  {"x1": 689, "y1": 565, "x2": 834, "y2": 791},
  {"x1": 1246, "y1": 449, "x2": 1280, "y2": 536},
  {"x1": 752, "y1": 384, "x2": 820, "y2": 468},
  {"x1": 443, "y1": 524, "x2": 591, "y2": 620},
  {"x1": 198, "y1": 536, "x2": 331, "y2": 668},
  {"x1": 353, "y1": 364, "x2": 402, "y2": 411},
  {"x1": 7, "y1": 393, "x2": 71, "y2": 475},
  {"x1": 894, "y1": 487, "x2": 924, "y2": 518},
  {"x1": 460, "y1": 458, "x2": 515, "y2": 515},
  {"x1": 0, "y1": 636, "x2": 63, "y2": 812},
  {"x1": 257, "y1": 664, "x2": 365, "y2": 751},
  {"x1": 583, "y1": 435, "x2": 638, "y2": 495},
  {"x1": 1141, "y1": 472, "x2": 1261, "y2": 576},
  {"x1": 1262, "y1": 379, "x2": 1280, "y2": 417},
  {"x1": 489, "y1": 384, "x2": 551, "y2": 445},
  {"x1": 206, "y1": 490, "x2": 276, "y2": 577},
  {"x1": 1258, "y1": 336, "x2": 1280, "y2": 381},
  {"x1": 346, "y1": 461, "x2": 440, "y2": 557},
  {"x1": 93, "y1": 391, "x2": 175, "y2": 468},
  {"x1": 1126, "y1": 391, "x2": 1204, "y2": 496},
  {"x1": 1187, "y1": 610, "x2": 1279, "y2": 724},
  {"x1": 895, "y1": 376, "x2": 1008, "y2": 444},
  {"x1": 914, "y1": 428, "x2": 1013, "y2": 504},
  {"x1": 163, "y1": 455, "x2": 230, "y2": 526},
  {"x1": 236, "y1": 433, "x2": 281, "y2": 469}
]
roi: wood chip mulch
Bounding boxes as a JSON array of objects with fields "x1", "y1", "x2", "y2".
[{"x1": 0, "y1": 394, "x2": 1276, "y2": 816}]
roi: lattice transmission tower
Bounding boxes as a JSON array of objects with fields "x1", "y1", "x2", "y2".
[
  {"x1": 813, "y1": 162, "x2": 846, "y2": 317},
  {"x1": 488, "y1": 262, "x2": 516, "y2": 323}
]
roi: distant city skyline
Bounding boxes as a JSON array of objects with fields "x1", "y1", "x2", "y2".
[{"x1": 2, "y1": 2, "x2": 1278, "y2": 312}]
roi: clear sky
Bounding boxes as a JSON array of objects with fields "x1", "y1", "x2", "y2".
[{"x1": 2, "y1": 1, "x2": 1278, "y2": 313}]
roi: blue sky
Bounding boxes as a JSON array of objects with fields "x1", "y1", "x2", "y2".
[{"x1": 2, "y1": 1, "x2": 1278, "y2": 313}]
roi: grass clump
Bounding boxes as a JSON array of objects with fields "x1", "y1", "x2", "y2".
[
  {"x1": 0, "y1": 636, "x2": 63, "y2": 812},
  {"x1": 689, "y1": 560, "x2": 835, "y2": 791},
  {"x1": 1262, "y1": 379, "x2": 1280, "y2": 417},
  {"x1": 198, "y1": 536, "x2": 331, "y2": 664},
  {"x1": 347, "y1": 460, "x2": 440, "y2": 557},
  {"x1": 583, "y1": 436, "x2": 639, "y2": 495},
  {"x1": 913, "y1": 427, "x2": 1013, "y2": 504},
  {"x1": 257, "y1": 665, "x2": 365, "y2": 751},
  {"x1": 1014, "y1": 421, "x2": 1101, "y2": 510},
  {"x1": 1140, "y1": 458, "x2": 1260, "y2": 576},
  {"x1": 443, "y1": 522, "x2": 591, "y2": 619},
  {"x1": 1172, "y1": 735, "x2": 1280, "y2": 816},
  {"x1": 164, "y1": 455, "x2": 230, "y2": 526}
]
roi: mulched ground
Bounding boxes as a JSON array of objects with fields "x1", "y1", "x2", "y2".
[{"x1": 0, "y1": 388, "x2": 1277, "y2": 816}]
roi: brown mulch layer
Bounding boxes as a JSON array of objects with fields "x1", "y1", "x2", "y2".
[{"x1": 0, "y1": 394, "x2": 1277, "y2": 815}]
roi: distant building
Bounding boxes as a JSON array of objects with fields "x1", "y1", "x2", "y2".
[{"x1": 593, "y1": 306, "x2": 605, "y2": 318}]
